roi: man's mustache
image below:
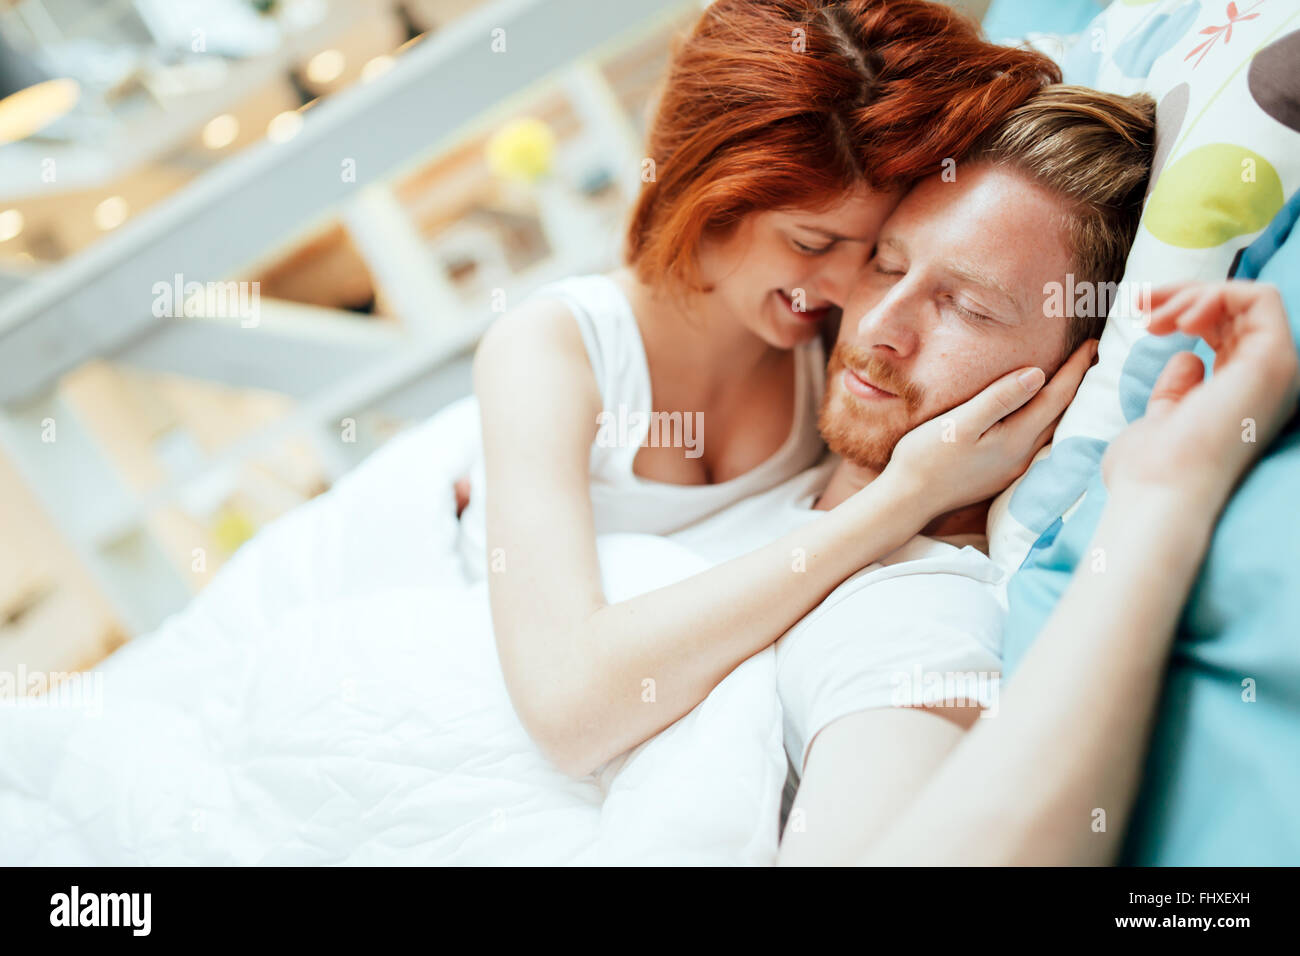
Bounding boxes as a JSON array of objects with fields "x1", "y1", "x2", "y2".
[{"x1": 830, "y1": 343, "x2": 925, "y2": 409}]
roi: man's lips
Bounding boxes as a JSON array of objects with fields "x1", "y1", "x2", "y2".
[
  {"x1": 776, "y1": 289, "x2": 832, "y2": 323},
  {"x1": 842, "y1": 365, "x2": 896, "y2": 400}
]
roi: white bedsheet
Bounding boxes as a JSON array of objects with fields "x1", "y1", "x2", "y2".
[{"x1": 0, "y1": 399, "x2": 785, "y2": 865}]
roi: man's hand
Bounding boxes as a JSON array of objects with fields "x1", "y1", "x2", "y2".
[
  {"x1": 1103, "y1": 280, "x2": 1299, "y2": 511},
  {"x1": 887, "y1": 338, "x2": 1096, "y2": 518}
]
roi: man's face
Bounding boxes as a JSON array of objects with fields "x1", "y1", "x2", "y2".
[{"x1": 820, "y1": 162, "x2": 1075, "y2": 471}]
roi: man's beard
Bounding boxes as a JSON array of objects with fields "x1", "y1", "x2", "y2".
[{"x1": 818, "y1": 343, "x2": 926, "y2": 472}]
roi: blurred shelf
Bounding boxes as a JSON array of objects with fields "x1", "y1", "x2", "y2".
[{"x1": 0, "y1": 0, "x2": 697, "y2": 661}]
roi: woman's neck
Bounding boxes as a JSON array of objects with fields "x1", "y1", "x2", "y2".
[{"x1": 613, "y1": 267, "x2": 780, "y2": 392}]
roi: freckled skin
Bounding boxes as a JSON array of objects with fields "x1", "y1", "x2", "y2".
[{"x1": 822, "y1": 163, "x2": 1076, "y2": 469}]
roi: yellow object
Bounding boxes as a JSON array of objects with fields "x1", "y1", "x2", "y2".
[
  {"x1": 1144, "y1": 144, "x2": 1283, "y2": 249},
  {"x1": 0, "y1": 78, "x2": 79, "y2": 145},
  {"x1": 486, "y1": 117, "x2": 556, "y2": 184},
  {"x1": 212, "y1": 507, "x2": 257, "y2": 555}
]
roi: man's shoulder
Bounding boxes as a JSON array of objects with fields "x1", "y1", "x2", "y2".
[{"x1": 790, "y1": 535, "x2": 1007, "y2": 641}]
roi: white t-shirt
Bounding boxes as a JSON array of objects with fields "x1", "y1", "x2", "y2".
[
  {"x1": 459, "y1": 274, "x2": 827, "y2": 579},
  {"x1": 669, "y1": 455, "x2": 1006, "y2": 773}
]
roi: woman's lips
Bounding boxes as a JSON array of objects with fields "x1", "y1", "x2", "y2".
[
  {"x1": 776, "y1": 289, "x2": 832, "y2": 323},
  {"x1": 842, "y1": 366, "x2": 896, "y2": 400}
]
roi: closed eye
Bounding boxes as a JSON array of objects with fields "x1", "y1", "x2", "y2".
[
  {"x1": 873, "y1": 260, "x2": 904, "y2": 276},
  {"x1": 948, "y1": 296, "x2": 992, "y2": 323},
  {"x1": 791, "y1": 238, "x2": 834, "y2": 256}
]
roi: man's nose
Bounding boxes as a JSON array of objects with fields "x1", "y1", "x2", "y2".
[{"x1": 853, "y1": 282, "x2": 919, "y2": 357}]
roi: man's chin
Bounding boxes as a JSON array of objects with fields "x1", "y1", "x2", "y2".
[{"x1": 817, "y1": 392, "x2": 906, "y2": 473}]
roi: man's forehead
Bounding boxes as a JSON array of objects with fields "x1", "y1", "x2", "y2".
[{"x1": 879, "y1": 168, "x2": 1075, "y2": 315}]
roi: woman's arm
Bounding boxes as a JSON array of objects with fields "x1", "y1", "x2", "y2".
[
  {"x1": 476, "y1": 299, "x2": 1089, "y2": 777},
  {"x1": 861, "y1": 280, "x2": 1300, "y2": 865}
]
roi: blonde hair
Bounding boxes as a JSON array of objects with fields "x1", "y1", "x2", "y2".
[{"x1": 968, "y1": 84, "x2": 1157, "y2": 356}]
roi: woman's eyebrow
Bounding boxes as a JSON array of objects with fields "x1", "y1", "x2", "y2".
[{"x1": 795, "y1": 224, "x2": 871, "y2": 242}]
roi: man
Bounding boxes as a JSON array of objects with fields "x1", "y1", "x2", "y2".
[{"x1": 668, "y1": 84, "x2": 1158, "y2": 864}]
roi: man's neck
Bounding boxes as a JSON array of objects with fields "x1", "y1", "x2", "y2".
[
  {"x1": 814, "y1": 459, "x2": 878, "y2": 511},
  {"x1": 814, "y1": 459, "x2": 991, "y2": 538}
]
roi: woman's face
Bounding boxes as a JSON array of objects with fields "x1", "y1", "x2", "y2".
[{"x1": 696, "y1": 183, "x2": 902, "y2": 349}]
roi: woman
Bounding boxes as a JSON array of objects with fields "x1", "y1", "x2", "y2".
[{"x1": 461, "y1": 0, "x2": 1075, "y2": 776}]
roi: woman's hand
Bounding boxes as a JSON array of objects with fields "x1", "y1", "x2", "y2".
[
  {"x1": 886, "y1": 338, "x2": 1097, "y2": 517},
  {"x1": 1102, "y1": 280, "x2": 1299, "y2": 511}
]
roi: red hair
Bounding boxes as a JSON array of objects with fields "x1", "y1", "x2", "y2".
[{"x1": 626, "y1": 0, "x2": 1061, "y2": 289}]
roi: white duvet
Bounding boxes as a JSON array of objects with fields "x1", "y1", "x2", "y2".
[{"x1": 0, "y1": 399, "x2": 786, "y2": 865}]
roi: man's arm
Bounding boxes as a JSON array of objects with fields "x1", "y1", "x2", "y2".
[
  {"x1": 778, "y1": 705, "x2": 976, "y2": 866},
  {"x1": 771, "y1": 553, "x2": 1004, "y2": 866}
]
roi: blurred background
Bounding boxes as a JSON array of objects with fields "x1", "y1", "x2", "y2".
[{"x1": 0, "y1": 0, "x2": 1018, "y2": 683}]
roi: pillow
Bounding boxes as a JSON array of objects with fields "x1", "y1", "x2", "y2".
[
  {"x1": 987, "y1": 0, "x2": 1300, "y2": 575},
  {"x1": 982, "y1": 0, "x2": 1105, "y2": 44},
  {"x1": 994, "y1": 0, "x2": 1300, "y2": 864}
]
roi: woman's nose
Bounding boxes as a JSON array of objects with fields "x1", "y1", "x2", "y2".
[{"x1": 813, "y1": 244, "x2": 871, "y2": 308}]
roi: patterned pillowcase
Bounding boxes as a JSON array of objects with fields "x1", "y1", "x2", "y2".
[{"x1": 986, "y1": 0, "x2": 1300, "y2": 577}]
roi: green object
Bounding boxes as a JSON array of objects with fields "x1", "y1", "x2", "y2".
[{"x1": 1144, "y1": 144, "x2": 1284, "y2": 249}]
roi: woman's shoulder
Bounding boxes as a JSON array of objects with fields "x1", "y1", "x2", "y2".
[
  {"x1": 477, "y1": 272, "x2": 626, "y2": 356},
  {"x1": 473, "y1": 291, "x2": 599, "y2": 406},
  {"x1": 478, "y1": 270, "x2": 651, "y2": 405}
]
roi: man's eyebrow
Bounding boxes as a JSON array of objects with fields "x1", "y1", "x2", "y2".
[
  {"x1": 944, "y1": 260, "x2": 1023, "y2": 317},
  {"x1": 880, "y1": 235, "x2": 1023, "y2": 317}
]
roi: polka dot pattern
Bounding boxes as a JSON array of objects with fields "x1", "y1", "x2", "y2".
[
  {"x1": 1144, "y1": 144, "x2": 1284, "y2": 248},
  {"x1": 1247, "y1": 30, "x2": 1300, "y2": 134},
  {"x1": 989, "y1": 3, "x2": 1300, "y2": 581}
]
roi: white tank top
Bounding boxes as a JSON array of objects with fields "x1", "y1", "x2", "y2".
[{"x1": 459, "y1": 273, "x2": 827, "y2": 579}]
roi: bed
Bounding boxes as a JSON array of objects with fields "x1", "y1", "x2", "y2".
[
  {"x1": 3, "y1": 0, "x2": 1298, "y2": 865},
  {"x1": 0, "y1": 399, "x2": 788, "y2": 864}
]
